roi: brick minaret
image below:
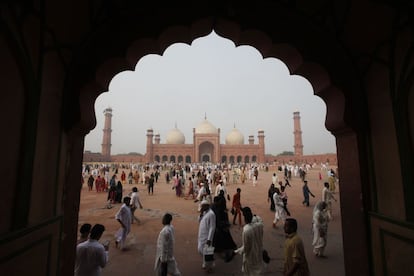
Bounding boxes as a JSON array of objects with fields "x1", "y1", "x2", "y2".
[
  {"x1": 101, "y1": 107, "x2": 112, "y2": 159},
  {"x1": 293, "y1": 111, "x2": 303, "y2": 156},
  {"x1": 248, "y1": 135, "x2": 254, "y2": 145},
  {"x1": 145, "y1": 128, "x2": 154, "y2": 163},
  {"x1": 154, "y1": 133, "x2": 160, "y2": 144},
  {"x1": 258, "y1": 129, "x2": 265, "y2": 163}
]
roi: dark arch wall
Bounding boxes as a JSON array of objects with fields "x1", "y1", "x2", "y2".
[
  {"x1": 1, "y1": 1, "x2": 413, "y2": 276},
  {"x1": 69, "y1": 13, "x2": 369, "y2": 275}
]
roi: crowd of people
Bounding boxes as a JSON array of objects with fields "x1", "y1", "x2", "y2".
[{"x1": 77, "y1": 162, "x2": 339, "y2": 275}]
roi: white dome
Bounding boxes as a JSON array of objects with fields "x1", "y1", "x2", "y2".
[
  {"x1": 195, "y1": 119, "x2": 218, "y2": 134},
  {"x1": 165, "y1": 128, "x2": 185, "y2": 144},
  {"x1": 225, "y1": 128, "x2": 244, "y2": 145}
]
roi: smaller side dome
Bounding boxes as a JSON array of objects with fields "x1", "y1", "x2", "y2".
[
  {"x1": 225, "y1": 128, "x2": 244, "y2": 145},
  {"x1": 165, "y1": 128, "x2": 185, "y2": 144}
]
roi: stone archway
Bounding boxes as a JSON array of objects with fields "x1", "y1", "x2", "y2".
[
  {"x1": 3, "y1": 2, "x2": 414, "y2": 276},
  {"x1": 68, "y1": 14, "x2": 367, "y2": 276},
  {"x1": 199, "y1": 141, "x2": 214, "y2": 162}
]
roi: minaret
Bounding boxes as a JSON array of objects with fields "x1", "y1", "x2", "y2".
[
  {"x1": 248, "y1": 135, "x2": 254, "y2": 145},
  {"x1": 258, "y1": 129, "x2": 265, "y2": 163},
  {"x1": 146, "y1": 128, "x2": 154, "y2": 163},
  {"x1": 293, "y1": 111, "x2": 303, "y2": 156},
  {"x1": 101, "y1": 107, "x2": 112, "y2": 160},
  {"x1": 154, "y1": 133, "x2": 160, "y2": 144}
]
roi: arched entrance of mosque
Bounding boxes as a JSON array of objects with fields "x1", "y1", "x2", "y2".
[
  {"x1": 201, "y1": 154, "x2": 210, "y2": 162},
  {"x1": 68, "y1": 16, "x2": 371, "y2": 276},
  {"x1": 199, "y1": 141, "x2": 214, "y2": 162},
  {"x1": 185, "y1": 155, "x2": 191, "y2": 163},
  {"x1": 178, "y1": 155, "x2": 183, "y2": 163}
]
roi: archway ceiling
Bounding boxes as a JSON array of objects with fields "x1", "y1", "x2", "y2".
[{"x1": 78, "y1": 16, "x2": 354, "y2": 135}]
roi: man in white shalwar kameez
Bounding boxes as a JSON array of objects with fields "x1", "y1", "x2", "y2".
[
  {"x1": 322, "y1": 182, "x2": 337, "y2": 220},
  {"x1": 154, "y1": 213, "x2": 181, "y2": 276},
  {"x1": 235, "y1": 207, "x2": 264, "y2": 275},
  {"x1": 115, "y1": 196, "x2": 132, "y2": 250},
  {"x1": 273, "y1": 188, "x2": 287, "y2": 228},
  {"x1": 198, "y1": 200, "x2": 216, "y2": 271},
  {"x1": 312, "y1": 201, "x2": 329, "y2": 257}
]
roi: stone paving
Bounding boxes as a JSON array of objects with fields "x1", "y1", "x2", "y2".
[{"x1": 78, "y1": 167, "x2": 345, "y2": 275}]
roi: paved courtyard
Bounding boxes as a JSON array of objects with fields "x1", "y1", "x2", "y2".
[{"x1": 78, "y1": 166, "x2": 344, "y2": 275}]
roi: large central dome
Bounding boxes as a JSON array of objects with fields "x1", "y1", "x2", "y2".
[
  {"x1": 165, "y1": 127, "x2": 185, "y2": 144},
  {"x1": 225, "y1": 127, "x2": 244, "y2": 145},
  {"x1": 195, "y1": 119, "x2": 218, "y2": 134}
]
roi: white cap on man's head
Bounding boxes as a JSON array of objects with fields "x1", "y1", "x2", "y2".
[{"x1": 201, "y1": 199, "x2": 210, "y2": 206}]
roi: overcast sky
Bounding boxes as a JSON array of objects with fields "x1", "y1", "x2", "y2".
[{"x1": 84, "y1": 31, "x2": 336, "y2": 155}]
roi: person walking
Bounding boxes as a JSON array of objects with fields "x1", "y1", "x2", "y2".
[
  {"x1": 280, "y1": 185, "x2": 291, "y2": 216},
  {"x1": 302, "y1": 180, "x2": 315, "y2": 207},
  {"x1": 312, "y1": 201, "x2": 329, "y2": 257},
  {"x1": 283, "y1": 218, "x2": 310, "y2": 276},
  {"x1": 121, "y1": 171, "x2": 126, "y2": 184},
  {"x1": 154, "y1": 213, "x2": 181, "y2": 276},
  {"x1": 271, "y1": 172, "x2": 279, "y2": 185},
  {"x1": 211, "y1": 196, "x2": 237, "y2": 263},
  {"x1": 322, "y1": 182, "x2": 337, "y2": 220},
  {"x1": 234, "y1": 207, "x2": 265, "y2": 275},
  {"x1": 268, "y1": 183, "x2": 276, "y2": 211},
  {"x1": 273, "y1": 188, "x2": 287, "y2": 228},
  {"x1": 115, "y1": 181, "x2": 123, "y2": 203},
  {"x1": 148, "y1": 173, "x2": 155, "y2": 195},
  {"x1": 107, "y1": 175, "x2": 117, "y2": 204},
  {"x1": 87, "y1": 175, "x2": 94, "y2": 191},
  {"x1": 115, "y1": 197, "x2": 132, "y2": 250},
  {"x1": 75, "y1": 224, "x2": 109, "y2": 276},
  {"x1": 198, "y1": 200, "x2": 216, "y2": 272},
  {"x1": 232, "y1": 188, "x2": 242, "y2": 226},
  {"x1": 128, "y1": 171, "x2": 133, "y2": 184},
  {"x1": 130, "y1": 187, "x2": 143, "y2": 224}
]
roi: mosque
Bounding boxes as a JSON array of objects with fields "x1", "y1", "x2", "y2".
[
  {"x1": 84, "y1": 109, "x2": 325, "y2": 165},
  {"x1": 144, "y1": 117, "x2": 265, "y2": 164}
]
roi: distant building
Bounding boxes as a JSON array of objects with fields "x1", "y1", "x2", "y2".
[
  {"x1": 83, "y1": 110, "x2": 336, "y2": 165},
  {"x1": 144, "y1": 117, "x2": 265, "y2": 164}
]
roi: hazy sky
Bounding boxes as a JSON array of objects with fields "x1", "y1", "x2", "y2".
[{"x1": 84, "y1": 31, "x2": 336, "y2": 155}]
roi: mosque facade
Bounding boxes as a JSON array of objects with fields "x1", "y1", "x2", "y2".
[{"x1": 145, "y1": 118, "x2": 265, "y2": 164}]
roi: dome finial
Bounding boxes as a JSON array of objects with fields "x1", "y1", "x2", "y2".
[
  {"x1": 234, "y1": 122, "x2": 236, "y2": 128},
  {"x1": 175, "y1": 121, "x2": 177, "y2": 128},
  {"x1": 204, "y1": 112, "x2": 207, "y2": 120}
]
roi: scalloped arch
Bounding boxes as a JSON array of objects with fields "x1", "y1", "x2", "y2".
[{"x1": 84, "y1": 17, "x2": 346, "y2": 135}]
